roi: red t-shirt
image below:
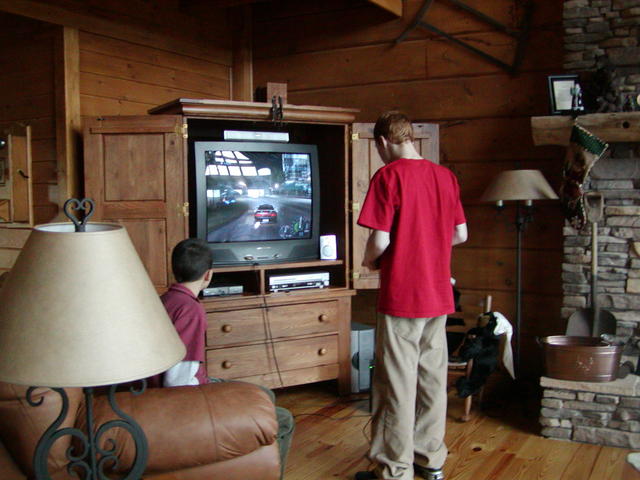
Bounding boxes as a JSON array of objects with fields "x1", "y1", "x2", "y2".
[
  {"x1": 161, "y1": 284, "x2": 209, "y2": 385},
  {"x1": 357, "y1": 158, "x2": 466, "y2": 318}
]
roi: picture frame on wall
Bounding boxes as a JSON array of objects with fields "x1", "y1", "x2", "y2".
[{"x1": 548, "y1": 74, "x2": 584, "y2": 115}]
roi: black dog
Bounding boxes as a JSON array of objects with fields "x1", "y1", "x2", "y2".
[{"x1": 455, "y1": 312, "x2": 501, "y2": 398}]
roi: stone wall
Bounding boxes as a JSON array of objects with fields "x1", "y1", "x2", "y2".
[
  {"x1": 562, "y1": 146, "x2": 640, "y2": 362},
  {"x1": 564, "y1": 0, "x2": 640, "y2": 108},
  {"x1": 561, "y1": 0, "x2": 640, "y2": 360},
  {"x1": 540, "y1": 376, "x2": 640, "y2": 447}
]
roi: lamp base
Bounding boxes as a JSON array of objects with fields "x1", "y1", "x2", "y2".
[{"x1": 27, "y1": 381, "x2": 148, "y2": 480}]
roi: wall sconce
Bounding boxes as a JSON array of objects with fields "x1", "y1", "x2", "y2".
[{"x1": 480, "y1": 170, "x2": 558, "y2": 377}]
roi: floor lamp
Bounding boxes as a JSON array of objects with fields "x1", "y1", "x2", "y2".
[
  {"x1": 480, "y1": 170, "x2": 558, "y2": 377},
  {"x1": 0, "y1": 199, "x2": 186, "y2": 479}
]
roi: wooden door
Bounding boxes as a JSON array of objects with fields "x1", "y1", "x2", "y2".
[
  {"x1": 351, "y1": 123, "x2": 439, "y2": 289},
  {"x1": 84, "y1": 115, "x2": 186, "y2": 291},
  {"x1": 0, "y1": 124, "x2": 33, "y2": 225}
]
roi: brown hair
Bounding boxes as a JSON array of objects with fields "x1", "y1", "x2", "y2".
[{"x1": 373, "y1": 111, "x2": 414, "y2": 144}]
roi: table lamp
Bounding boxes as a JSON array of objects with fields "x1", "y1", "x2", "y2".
[
  {"x1": 0, "y1": 198, "x2": 186, "y2": 479},
  {"x1": 480, "y1": 170, "x2": 558, "y2": 377}
]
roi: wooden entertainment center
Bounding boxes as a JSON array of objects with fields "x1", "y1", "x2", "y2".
[{"x1": 84, "y1": 99, "x2": 358, "y2": 394}]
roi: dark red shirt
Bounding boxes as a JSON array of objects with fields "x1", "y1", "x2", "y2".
[
  {"x1": 358, "y1": 158, "x2": 465, "y2": 318},
  {"x1": 160, "y1": 284, "x2": 209, "y2": 385}
]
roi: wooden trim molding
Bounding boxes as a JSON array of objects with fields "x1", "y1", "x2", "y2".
[
  {"x1": 231, "y1": 5, "x2": 253, "y2": 102},
  {"x1": 531, "y1": 112, "x2": 640, "y2": 146},
  {"x1": 149, "y1": 98, "x2": 359, "y2": 124},
  {"x1": 54, "y1": 26, "x2": 81, "y2": 204}
]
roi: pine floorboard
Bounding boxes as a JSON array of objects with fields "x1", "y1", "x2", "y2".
[{"x1": 274, "y1": 381, "x2": 640, "y2": 480}]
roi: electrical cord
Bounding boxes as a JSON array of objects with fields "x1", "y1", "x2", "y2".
[{"x1": 262, "y1": 295, "x2": 285, "y2": 388}]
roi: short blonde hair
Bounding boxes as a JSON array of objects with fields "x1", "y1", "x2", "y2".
[{"x1": 373, "y1": 111, "x2": 414, "y2": 145}]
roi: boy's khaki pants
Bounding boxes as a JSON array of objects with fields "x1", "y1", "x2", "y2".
[{"x1": 369, "y1": 314, "x2": 448, "y2": 480}]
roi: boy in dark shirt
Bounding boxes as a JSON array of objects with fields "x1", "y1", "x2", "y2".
[{"x1": 163, "y1": 238, "x2": 294, "y2": 479}]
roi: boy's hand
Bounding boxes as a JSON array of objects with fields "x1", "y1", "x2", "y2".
[{"x1": 362, "y1": 257, "x2": 379, "y2": 271}]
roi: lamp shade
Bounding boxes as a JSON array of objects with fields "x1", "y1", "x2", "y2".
[
  {"x1": 480, "y1": 169, "x2": 558, "y2": 202},
  {"x1": 0, "y1": 223, "x2": 186, "y2": 387}
]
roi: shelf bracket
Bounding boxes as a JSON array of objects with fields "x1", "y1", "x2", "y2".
[{"x1": 395, "y1": 0, "x2": 533, "y2": 75}]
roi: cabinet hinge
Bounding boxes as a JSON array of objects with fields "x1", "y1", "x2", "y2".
[
  {"x1": 179, "y1": 202, "x2": 189, "y2": 217},
  {"x1": 350, "y1": 201, "x2": 361, "y2": 213},
  {"x1": 352, "y1": 271, "x2": 361, "y2": 280},
  {"x1": 182, "y1": 123, "x2": 188, "y2": 139},
  {"x1": 351, "y1": 133, "x2": 360, "y2": 141}
]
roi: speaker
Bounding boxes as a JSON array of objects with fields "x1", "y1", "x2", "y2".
[
  {"x1": 351, "y1": 322, "x2": 375, "y2": 393},
  {"x1": 319, "y1": 234, "x2": 337, "y2": 260}
]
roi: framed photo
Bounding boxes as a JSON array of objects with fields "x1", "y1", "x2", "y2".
[
  {"x1": 0, "y1": 158, "x2": 5, "y2": 185},
  {"x1": 548, "y1": 74, "x2": 583, "y2": 115}
]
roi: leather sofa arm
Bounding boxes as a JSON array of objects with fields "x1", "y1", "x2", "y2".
[{"x1": 84, "y1": 381, "x2": 279, "y2": 473}]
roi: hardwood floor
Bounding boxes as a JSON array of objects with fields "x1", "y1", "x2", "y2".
[{"x1": 274, "y1": 380, "x2": 639, "y2": 480}]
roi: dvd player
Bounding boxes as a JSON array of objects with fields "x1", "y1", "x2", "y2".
[
  {"x1": 202, "y1": 284, "x2": 243, "y2": 297},
  {"x1": 269, "y1": 271, "x2": 329, "y2": 293}
]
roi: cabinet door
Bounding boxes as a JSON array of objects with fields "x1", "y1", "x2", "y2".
[
  {"x1": 351, "y1": 123, "x2": 439, "y2": 290},
  {"x1": 84, "y1": 115, "x2": 186, "y2": 291}
]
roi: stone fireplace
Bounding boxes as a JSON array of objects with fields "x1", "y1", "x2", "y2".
[
  {"x1": 533, "y1": 0, "x2": 640, "y2": 448},
  {"x1": 561, "y1": 1, "x2": 640, "y2": 348}
]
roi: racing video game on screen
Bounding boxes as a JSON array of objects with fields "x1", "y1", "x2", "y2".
[{"x1": 203, "y1": 149, "x2": 313, "y2": 243}]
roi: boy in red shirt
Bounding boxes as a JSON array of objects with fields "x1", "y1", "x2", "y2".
[{"x1": 355, "y1": 112, "x2": 468, "y2": 480}]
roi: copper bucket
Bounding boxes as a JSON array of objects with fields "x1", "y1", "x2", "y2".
[{"x1": 539, "y1": 335, "x2": 623, "y2": 382}]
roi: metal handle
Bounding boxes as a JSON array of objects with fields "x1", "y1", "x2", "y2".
[
  {"x1": 222, "y1": 361, "x2": 232, "y2": 369},
  {"x1": 222, "y1": 324, "x2": 232, "y2": 333},
  {"x1": 319, "y1": 314, "x2": 328, "y2": 322},
  {"x1": 318, "y1": 348, "x2": 327, "y2": 356}
]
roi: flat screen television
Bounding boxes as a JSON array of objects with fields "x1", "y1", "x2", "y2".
[{"x1": 194, "y1": 141, "x2": 320, "y2": 265}]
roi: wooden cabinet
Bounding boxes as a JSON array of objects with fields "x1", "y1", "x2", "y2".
[
  {"x1": 350, "y1": 123, "x2": 440, "y2": 289},
  {"x1": 83, "y1": 115, "x2": 187, "y2": 291},
  {"x1": 203, "y1": 290, "x2": 351, "y2": 392},
  {"x1": 84, "y1": 99, "x2": 358, "y2": 393}
]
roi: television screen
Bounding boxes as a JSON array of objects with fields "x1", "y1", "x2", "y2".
[{"x1": 194, "y1": 142, "x2": 319, "y2": 254}]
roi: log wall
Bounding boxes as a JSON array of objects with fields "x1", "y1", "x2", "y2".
[
  {"x1": 0, "y1": 14, "x2": 58, "y2": 226},
  {"x1": 0, "y1": 0, "x2": 234, "y2": 271},
  {"x1": 253, "y1": 0, "x2": 566, "y2": 376}
]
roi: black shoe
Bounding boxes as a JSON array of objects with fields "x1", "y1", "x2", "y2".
[
  {"x1": 414, "y1": 464, "x2": 445, "y2": 480},
  {"x1": 354, "y1": 471, "x2": 378, "y2": 480}
]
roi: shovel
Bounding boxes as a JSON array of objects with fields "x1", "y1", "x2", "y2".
[{"x1": 565, "y1": 192, "x2": 617, "y2": 337}]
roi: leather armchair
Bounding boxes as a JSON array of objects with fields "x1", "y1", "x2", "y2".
[{"x1": 0, "y1": 380, "x2": 280, "y2": 480}]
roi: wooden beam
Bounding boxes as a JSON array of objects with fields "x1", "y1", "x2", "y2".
[
  {"x1": 366, "y1": 0, "x2": 403, "y2": 17},
  {"x1": 531, "y1": 112, "x2": 640, "y2": 146},
  {"x1": 231, "y1": 5, "x2": 253, "y2": 102},
  {"x1": 54, "y1": 26, "x2": 81, "y2": 205}
]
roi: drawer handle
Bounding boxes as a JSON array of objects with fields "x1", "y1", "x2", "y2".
[
  {"x1": 222, "y1": 360, "x2": 232, "y2": 369},
  {"x1": 319, "y1": 314, "x2": 329, "y2": 322},
  {"x1": 222, "y1": 324, "x2": 233, "y2": 333},
  {"x1": 318, "y1": 348, "x2": 328, "y2": 356}
]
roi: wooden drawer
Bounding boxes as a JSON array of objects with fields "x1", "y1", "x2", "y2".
[
  {"x1": 274, "y1": 334, "x2": 338, "y2": 371},
  {"x1": 207, "y1": 343, "x2": 274, "y2": 378},
  {"x1": 206, "y1": 308, "x2": 267, "y2": 347},
  {"x1": 267, "y1": 301, "x2": 338, "y2": 338},
  {"x1": 206, "y1": 300, "x2": 338, "y2": 347},
  {"x1": 206, "y1": 334, "x2": 339, "y2": 379}
]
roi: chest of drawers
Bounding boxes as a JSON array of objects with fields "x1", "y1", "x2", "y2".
[{"x1": 202, "y1": 289, "x2": 354, "y2": 394}]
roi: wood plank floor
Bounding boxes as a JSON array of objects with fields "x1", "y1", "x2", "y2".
[{"x1": 274, "y1": 381, "x2": 640, "y2": 480}]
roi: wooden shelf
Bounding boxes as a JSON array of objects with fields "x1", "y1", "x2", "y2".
[
  {"x1": 210, "y1": 259, "x2": 343, "y2": 274},
  {"x1": 531, "y1": 112, "x2": 640, "y2": 146}
]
